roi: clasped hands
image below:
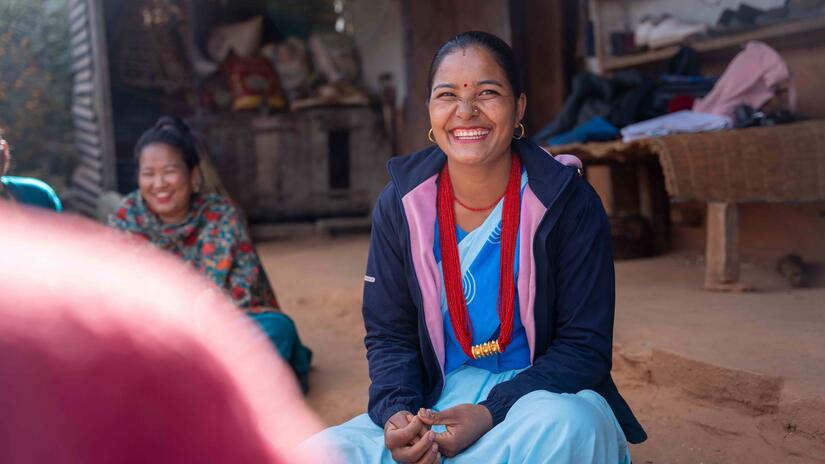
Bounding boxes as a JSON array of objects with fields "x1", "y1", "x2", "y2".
[{"x1": 383, "y1": 404, "x2": 493, "y2": 463}]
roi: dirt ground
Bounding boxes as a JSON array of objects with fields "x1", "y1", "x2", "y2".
[{"x1": 258, "y1": 234, "x2": 825, "y2": 464}]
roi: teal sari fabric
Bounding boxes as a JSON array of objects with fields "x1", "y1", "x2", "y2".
[
  {"x1": 250, "y1": 312, "x2": 312, "y2": 392},
  {"x1": 1, "y1": 176, "x2": 62, "y2": 212}
]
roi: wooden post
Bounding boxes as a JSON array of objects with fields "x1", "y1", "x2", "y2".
[
  {"x1": 67, "y1": 0, "x2": 117, "y2": 217},
  {"x1": 510, "y1": 0, "x2": 574, "y2": 133},
  {"x1": 86, "y1": 0, "x2": 116, "y2": 191},
  {"x1": 586, "y1": 164, "x2": 614, "y2": 215},
  {"x1": 638, "y1": 161, "x2": 671, "y2": 254},
  {"x1": 705, "y1": 202, "x2": 750, "y2": 291},
  {"x1": 637, "y1": 164, "x2": 653, "y2": 224}
]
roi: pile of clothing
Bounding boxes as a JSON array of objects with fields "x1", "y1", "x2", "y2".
[
  {"x1": 535, "y1": 41, "x2": 796, "y2": 146},
  {"x1": 712, "y1": 0, "x2": 825, "y2": 36},
  {"x1": 193, "y1": 15, "x2": 370, "y2": 112},
  {"x1": 610, "y1": 1, "x2": 825, "y2": 55},
  {"x1": 608, "y1": 15, "x2": 708, "y2": 56}
]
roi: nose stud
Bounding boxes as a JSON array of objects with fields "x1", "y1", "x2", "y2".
[{"x1": 472, "y1": 105, "x2": 479, "y2": 114}]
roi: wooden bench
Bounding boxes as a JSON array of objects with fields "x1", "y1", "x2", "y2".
[{"x1": 548, "y1": 120, "x2": 825, "y2": 291}]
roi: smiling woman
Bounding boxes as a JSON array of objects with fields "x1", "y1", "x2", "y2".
[
  {"x1": 306, "y1": 31, "x2": 645, "y2": 463},
  {"x1": 133, "y1": 119, "x2": 202, "y2": 224},
  {"x1": 108, "y1": 116, "x2": 312, "y2": 391}
]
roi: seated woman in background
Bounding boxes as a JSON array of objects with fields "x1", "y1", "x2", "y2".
[
  {"x1": 0, "y1": 134, "x2": 63, "y2": 211},
  {"x1": 108, "y1": 116, "x2": 311, "y2": 389}
]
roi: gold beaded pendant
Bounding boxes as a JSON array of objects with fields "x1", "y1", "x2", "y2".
[{"x1": 471, "y1": 340, "x2": 502, "y2": 359}]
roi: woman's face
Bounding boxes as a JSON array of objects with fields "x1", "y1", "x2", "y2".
[
  {"x1": 428, "y1": 46, "x2": 526, "y2": 167},
  {"x1": 137, "y1": 143, "x2": 197, "y2": 224}
]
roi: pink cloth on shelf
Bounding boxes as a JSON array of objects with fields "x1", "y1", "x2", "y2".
[{"x1": 693, "y1": 41, "x2": 796, "y2": 119}]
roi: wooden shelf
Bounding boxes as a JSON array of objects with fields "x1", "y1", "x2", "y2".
[{"x1": 600, "y1": 14, "x2": 825, "y2": 72}]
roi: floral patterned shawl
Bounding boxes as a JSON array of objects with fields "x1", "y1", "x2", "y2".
[{"x1": 109, "y1": 191, "x2": 279, "y2": 312}]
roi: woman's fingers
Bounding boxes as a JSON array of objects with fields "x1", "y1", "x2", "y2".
[
  {"x1": 417, "y1": 407, "x2": 456, "y2": 426},
  {"x1": 386, "y1": 411, "x2": 413, "y2": 432},
  {"x1": 417, "y1": 408, "x2": 434, "y2": 425},
  {"x1": 392, "y1": 429, "x2": 435, "y2": 463},
  {"x1": 410, "y1": 419, "x2": 432, "y2": 445},
  {"x1": 432, "y1": 430, "x2": 458, "y2": 456},
  {"x1": 385, "y1": 416, "x2": 424, "y2": 449},
  {"x1": 412, "y1": 443, "x2": 440, "y2": 464}
]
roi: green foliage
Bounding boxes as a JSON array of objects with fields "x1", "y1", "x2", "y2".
[{"x1": 0, "y1": 0, "x2": 74, "y2": 192}]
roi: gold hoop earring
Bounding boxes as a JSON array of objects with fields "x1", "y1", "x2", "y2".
[
  {"x1": 428, "y1": 128, "x2": 436, "y2": 144},
  {"x1": 513, "y1": 122, "x2": 526, "y2": 140}
]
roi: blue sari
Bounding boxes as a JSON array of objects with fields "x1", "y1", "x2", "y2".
[
  {"x1": 307, "y1": 171, "x2": 630, "y2": 463},
  {"x1": 435, "y1": 170, "x2": 531, "y2": 375}
]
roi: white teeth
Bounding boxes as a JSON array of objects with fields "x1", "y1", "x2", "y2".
[{"x1": 452, "y1": 128, "x2": 490, "y2": 139}]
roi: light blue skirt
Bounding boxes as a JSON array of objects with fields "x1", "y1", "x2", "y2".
[{"x1": 306, "y1": 365, "x2": 630, "y2": 463}]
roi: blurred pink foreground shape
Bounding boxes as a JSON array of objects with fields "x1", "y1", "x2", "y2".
[{"x1": 0, "y1": 204, "x2": 328, "y2": 464}]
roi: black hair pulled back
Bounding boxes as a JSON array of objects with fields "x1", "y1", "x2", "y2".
[
  {"x1": 426, "y1": 31, "x2": 524, "y2": 102},
  {"x1": 134, "y1": 116, "x2": 199, "y2": 171}
]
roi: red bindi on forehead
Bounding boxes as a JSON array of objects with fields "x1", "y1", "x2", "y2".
[{"x1": 463, "y1": 83, "x2": 468, "y2": 87}]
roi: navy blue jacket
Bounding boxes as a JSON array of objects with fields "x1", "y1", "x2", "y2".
[{"x1": 362, "y1": 139, "x2": 646, "y2": 444}]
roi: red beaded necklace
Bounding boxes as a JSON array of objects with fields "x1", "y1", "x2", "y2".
[
  {"x1": 454, "y1": 191, "x2": 506, "y2": 212},
  {"x1": 437, "y1": 154, "x2": 521, "y2": 359}
]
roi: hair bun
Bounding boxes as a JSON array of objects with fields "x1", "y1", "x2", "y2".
[
  {"x1": 135, "y1": 116, "x2": 200, "y2": 171},
  {"x1": 154, "y1": 116, "x2": 191, "y2": 134}
]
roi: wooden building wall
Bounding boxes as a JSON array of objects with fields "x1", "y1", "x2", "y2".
[
  {"x1": 67, "y1": 0, "x2": 116, "y2": 217},
  {"x1": 67, "y1": 0, "x2": 392, "y2": 221},
  {"x1": 198, "y1": 108, "x2": 390, "y2": 222}
]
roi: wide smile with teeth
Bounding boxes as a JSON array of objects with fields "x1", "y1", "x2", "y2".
[{"x1": 452, "y1": 128, "x2": 490, "y2": 141}]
